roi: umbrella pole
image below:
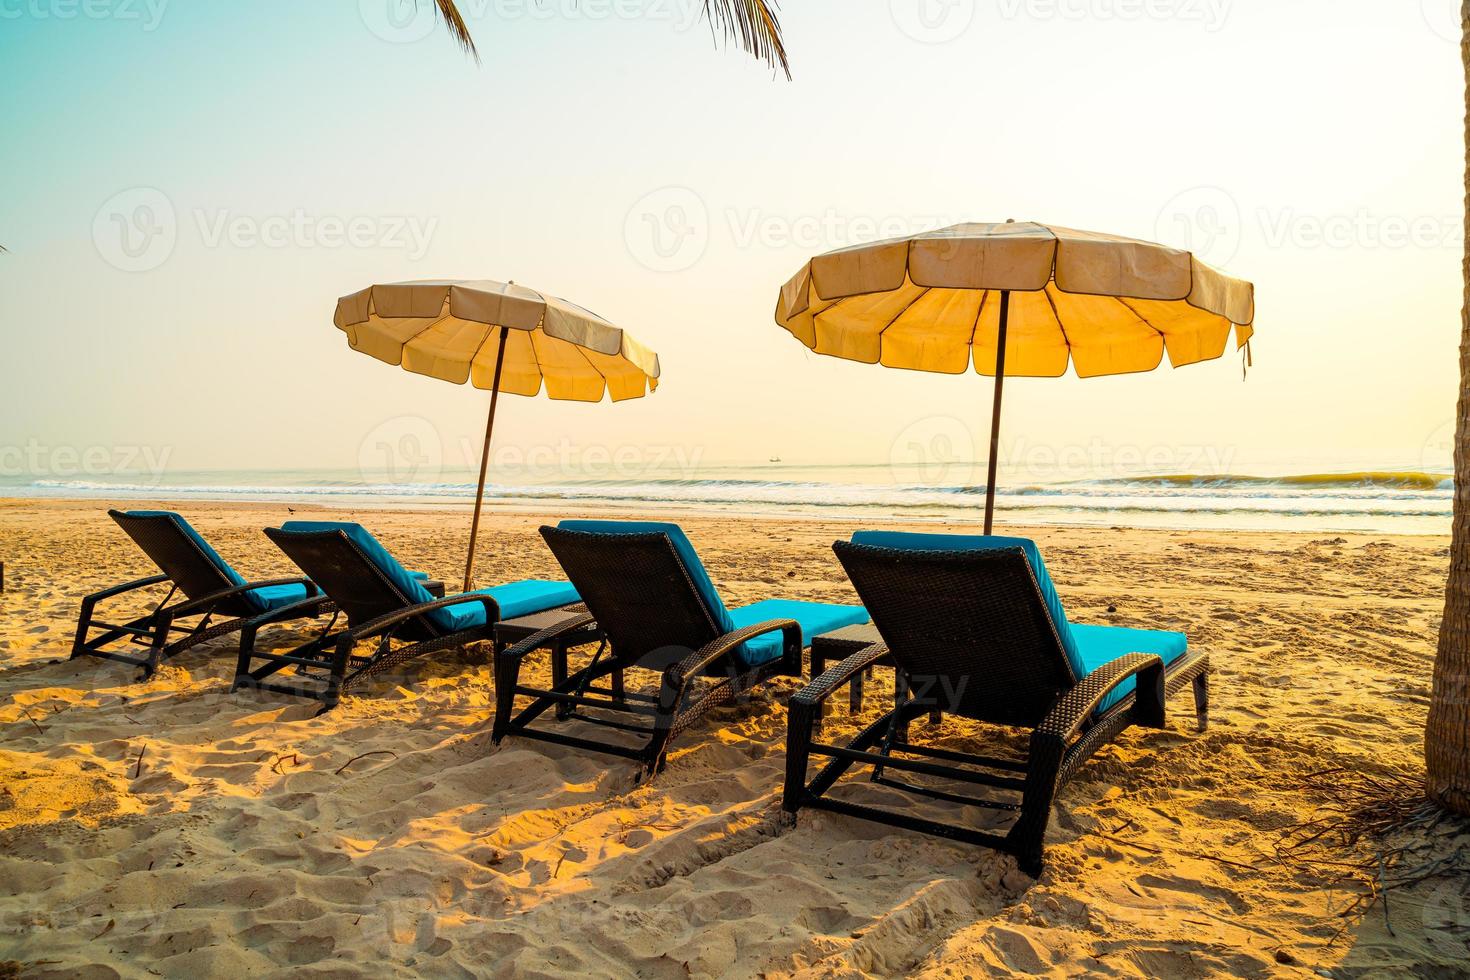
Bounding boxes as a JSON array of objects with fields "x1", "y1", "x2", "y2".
[
  {"x1": 983, "y1": 290, "x2": 1011, "y2": 535},
  {"x1": 464, "y1": 327, "x2": 509, "y2": 593}
]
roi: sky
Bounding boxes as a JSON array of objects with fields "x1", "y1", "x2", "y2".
[{"x1": 0, "y1": 0, "x2": 1463, "y2": 486}]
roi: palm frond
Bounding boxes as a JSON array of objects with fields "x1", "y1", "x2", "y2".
[
  {"x1": 703, "y1": 0, "x2": 790, "y2": 78},
  {"x1": 428, "y1": 0, "x2": 479, "y2": 63},
  {"x1": 419, "y1": 0, "x2": 789, "y2": 77}
]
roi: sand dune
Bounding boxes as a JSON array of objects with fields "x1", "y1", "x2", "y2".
[{"x1": 0, "y1": 498, "x2": 1463, "y2": 977}]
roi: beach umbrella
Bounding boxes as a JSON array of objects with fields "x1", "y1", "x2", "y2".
[
  {"x1": 334, "y1": 279, "x2": 661, "y2": 591},
  {"x1": 774, "y1": 221, "x2": 1255, "y2": 533}
]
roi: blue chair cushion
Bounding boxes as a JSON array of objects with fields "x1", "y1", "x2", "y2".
[
  {"x1": 126, "y1": 510, "x2": 247, "y2": 589},
  {"x1": 727, "y1": 599, "x2": 870, "y2": 669},
  {"x1": 557, "y1": 520, "x2": 736, "y2": 635},
  {"x1": 433, "y1": 579, "x2": 583, "y2": 632},
  {"x1": 280, "y1": 521, "x2": 575, "y2": 632},
  {"x1": 1070, "y1": 624, "x2": 1189, "y2": 713},
  {"x1": 245, "y1": 582, "x2": 312, "y2": 613},
  {"x1": 850, "y1": 530, "x2": 1084, "y2": 680}
]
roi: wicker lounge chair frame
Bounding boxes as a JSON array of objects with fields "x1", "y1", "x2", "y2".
[
  {"x1": 71, "y1": 510, "x2": 328, "y2": 679},
  {"x1": 491, "y1": 526, "x2": 802, "y2": 778},
  {"x1": 783, "y1": 541, "x2": 1210, "y2": 876},
  {"x1": 233, "y1": 526, "x2": 501, "y2": 712}
]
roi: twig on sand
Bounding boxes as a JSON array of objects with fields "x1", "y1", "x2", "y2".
[
  {"x1": 1377, "y1": 852, "x2": 1394, "y2": 937},
  {"x1": 270, "y1": 752, "x2": 302, "y2": 775},
  {"x1": 92, "y1": 918, "x2": 114, "y2": 940},
  {"x1": 1273, "y1": 763, "x2": 1470, "y2": 946},
  {"x1": 21, "y1": 708, "x2": 43, "y2": 733},
  {"x1": 334, "y1": 750, "x2": 397, "y2": 775},
  {"x1": 132, "y1": 744, "x2": 147, "y2": 778},
  {"x1": 1095, "y1": 833, "x2": 1260, "y2": 872}
]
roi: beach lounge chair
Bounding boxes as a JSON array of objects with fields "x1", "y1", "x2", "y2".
[
  {"x1": 491, "y1": 520, "x2": 870, "y2": 777},
  {"x1": 234, "y1": 521, "x2": 579, "y2": 711},
  {"x1": 71, "y1": 510, "x2": 329, "y2": 678},
  {"x1": 783, "y1": 532, "x2": 1210, "y2": 876}
]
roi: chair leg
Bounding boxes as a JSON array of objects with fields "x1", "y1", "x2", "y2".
[
  {"x1": 783, "y1": 702, "x2": 816, "y2": 816},
  {"x1": 640, "y1": 674, "x2": 682, "y2": 780},
  {"x1": 551, "y1": 643, "x2": 571, "y2": 720},
  {"x1": 1009, "y1": 746, "x2": 1064, "y2": 879},
  {"x1": 809, "y1": 649, "x2": 827, "y2": 734},
  {"x1": 1192, "y1": 673, "x2": 1209, "y2": 732},
  {"x1": 491, "y1": 653, "x2": 521, "y2": 744},
  {"x1": 70, "y1": 600, "x2": 97, "y2": 660},
  {"x1": 140, "y1": 610, "x2": 176, "y2": 679},
  {"x1": 893, "y1": 672, "x2": 913, "y2": 743},
  {"x1": 319, "y1": 641, "x2": 352, "y2": 714}
]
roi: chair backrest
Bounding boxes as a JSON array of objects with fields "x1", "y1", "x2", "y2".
[
  {"x1": 110, "y1": 510, "x2": 247, "y2": 603},
  {"x1": 266, "y1": 522, "x2": 438, "y2": 631},
  {"x1": 541, "y1": 521, "x2": 730, "y2": 666},
  {"x1": 849, "y1": 530, "x2": 1083, "y2": 669},
  {"x1": 833, "y1": 539, "x2": 1079, "y2": 727}
]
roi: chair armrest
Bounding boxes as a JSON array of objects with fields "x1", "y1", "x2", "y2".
[
  {"x1": 669, "y1": 618, "x2": 801, "y2": 685},
  {"x1": 789, "y1": 642, "x2": 891, "y2": 709},
  {"x1": 172, "y1": 577, "x2": 318, "y2": 615},
  {"x1": 344, "y1": 592, "x2": 502, "y2": 642},
  {"x1": 83, "y1": 573, "x2": 171, "y2": 605},
  {"x1": 499, "y1": 609, "x2": 597, "y2": 661},
  {"x1": 1035, "y1": 652, "x2": 1165, "y2": 745},
  {"x1": 240, "y1": 592, "x2": 335, "y2": 630}
]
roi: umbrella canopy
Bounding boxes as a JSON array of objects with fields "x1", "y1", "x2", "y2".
[
  {"x1": 336, "y1": 279, "x2": 660, "y2": 401},
  {"x1": 774, "y1": 221, "x2": 1255, "y2": 530},
  {"x1": 335, "y1": 278, "x2": 661, "y2": 590}
]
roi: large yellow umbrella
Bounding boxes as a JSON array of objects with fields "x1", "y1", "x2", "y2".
[
  {"x1": 335, "y1": 279, "x2": 661, "y2": 590},
  {"x1": 775, "y1": 221, "x2": 1255, "y2": 532}
]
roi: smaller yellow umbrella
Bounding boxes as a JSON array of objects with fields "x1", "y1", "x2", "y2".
[{"x1": 335, "y1": 279, "x2": 661, "y2": 591}]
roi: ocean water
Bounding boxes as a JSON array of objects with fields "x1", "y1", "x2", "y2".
[{"x1": 2, "y1": 459, "x2": 1454, "y2": 535}]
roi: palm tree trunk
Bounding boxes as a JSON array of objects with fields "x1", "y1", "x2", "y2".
[{"x1": 1426, "y1": 0, "x2": 1470, "y2": 815}]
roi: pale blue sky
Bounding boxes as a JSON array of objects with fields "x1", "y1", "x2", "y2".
[{"x1": 0, "y1": 0, "x2": 1462, "y2": 481}]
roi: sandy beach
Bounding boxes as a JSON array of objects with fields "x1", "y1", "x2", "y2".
[{"x1": 0, "y1": 497, "x2": 1462, "y2": 977}]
